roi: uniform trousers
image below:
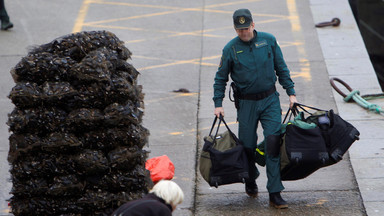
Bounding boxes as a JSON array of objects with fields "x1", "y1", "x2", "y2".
[
  {"x1": 237, "y1": 91, "x2": 284, "y2": 193},
  {"x1": 0, "y1": 0, "x2": 10, "y2": 22}
]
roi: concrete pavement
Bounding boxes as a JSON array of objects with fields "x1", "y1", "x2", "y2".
[{"x1": 0, "y1": 0, "x2": 383, "y2": 215}]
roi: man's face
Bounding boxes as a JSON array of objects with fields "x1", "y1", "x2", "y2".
[{"x1": 235, "y1": 22, "x2": 255, "y2": 42}]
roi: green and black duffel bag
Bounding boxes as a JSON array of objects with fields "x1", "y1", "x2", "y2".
[
  {"x1": 281, "y1": 103, "x2": 360, "y2": 180},
  {"x1": 199, "y1": 115, "x2": 249, "y2": 187},
  {"x1": 255, "y1": 103, "x2": 360, "y2": 181}
]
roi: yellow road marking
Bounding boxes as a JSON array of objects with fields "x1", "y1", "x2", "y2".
[
  {"x1": 133, "y1": 55, "x2": 178, "y2": 62},
  {"x1": 72, "y1": 0, "x2": 93, "y2": 33},
  {"x1": 279, "y1": 41, "x2": 303, "y2": 48},
  {"x1": 138, "y1": 59, "x2": 201, "y2": 71},
  {"x1": 78, "y1": 0, "x2": 289, "y2": 31},
  {"x1": 82, "y1": 24, "x2": 180, "y2": 34},
  {"x1": 86, "y1": 24, "x2": 226, "y2": 39},
  {"x1": 95, "y1": 0, "x2": 263, "y2": 11},
  {"x1": 137, "y1": 55, "x2": 221, "y2": 71},
  {"x1": 133, "y1": 55, "x2": 219, "y2": 67},
  {"x1": 169, "y1": 120, "x2": 238, "y2": 136},
  {"x1": 122, "y1": 17, "x2": 287, "y2": 44},
  {"x1": 200, "y1": 62, "x2": 219, "y2": 67},
  {"x1": 169, "y1": 132, "x2": 184, "y2": 135},
  {"x1": 93, "y1": 2, "x2": 184, "y2": 10},
  {"x1": 306, "y1": 198, "x2": 329, "y2": 206},
  {"x1": 286, "y1": 0, "x2": 312, "y2": 81},
  {"x1": 84, "y1": 10, "x2": 180, "y2": 26},
  {"x1": 286, "y1": 0, "x2": 301, "y2": 32},
  {"x1": 86, "y1": 17, "x2": 287, "y2": 38},
  {"x1": 205, "y1": 0, "x2": 262, "y2": 9},
  {"x1": 134, "y1": 37, "x2": 303, "y2": 71},
  {"x1": 73, "y1": 0, "x2": 292, "y2": 46}
]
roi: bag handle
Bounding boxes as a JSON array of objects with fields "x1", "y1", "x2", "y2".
[
  {"x1": 209, "y1": 115, "x2": 240, "y2": 144},
  {"x1": 282, "y1": 103, "x2": 327, "y2": 124},
  {"x1": 208, "y1": 115, "x2": 221, "y2": 136},
  {"x1": 282, "y1": 103, "x2": 299, "y2": 124},
  {"x1": 295, "y1": 103, "x2": 325, "y2": 114}
]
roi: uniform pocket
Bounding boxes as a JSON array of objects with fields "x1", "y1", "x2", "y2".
[
  {"x1": 254, "y1": 44, "x2": 275, "y2": 83},
  {"x1": 232, "y1": 49, "x2": 253, "y2": 85}
]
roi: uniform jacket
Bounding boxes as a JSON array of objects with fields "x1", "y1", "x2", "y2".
[
  {"x1": 111, "y1": 193, "x2": 173, "y2": 216},
  {"x1": 213, "y1": 30, "x2": 295, "y2": 107}
]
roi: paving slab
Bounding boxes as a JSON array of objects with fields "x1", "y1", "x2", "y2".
[{"x1": 365, "y1": 202, "x2": 384, "y2": 216}]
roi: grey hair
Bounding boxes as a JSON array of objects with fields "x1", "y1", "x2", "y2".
[{"x1": 150, "y1": 180, "x2": 184, "y2": 207}]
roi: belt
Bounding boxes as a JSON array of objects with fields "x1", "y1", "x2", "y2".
[{"x1": 239, "y1": 86, "x2": 276, "y2": 101}]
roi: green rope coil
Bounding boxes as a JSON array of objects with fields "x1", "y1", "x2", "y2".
[
  {"x1": 330, "y1": 77, "x2": 384, "y2": 115},
  {"x1": 344, "y1": 90, "x2": 383, "y2": 114}
]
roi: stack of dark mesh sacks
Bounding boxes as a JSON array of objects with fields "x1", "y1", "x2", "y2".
[{"x1": 7, "y1": 31, "x2": 153, "y2": 215}]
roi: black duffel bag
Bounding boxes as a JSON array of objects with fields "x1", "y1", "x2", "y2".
[
  {"x1": 280, "y1": 106, "x2": 329, "y2": 180},
  {"x1": 325, "y1": 109, "x2": 360, "y2": 163},
  {"x1": 280, "y1": 103, "x2": 360, "y2": 180},
  {"x1": 199, "y1": 115, "x2": 249, "y2": 188},
  {"x1": 293, "y1": 103, "x2": 360, "y2": 164}
]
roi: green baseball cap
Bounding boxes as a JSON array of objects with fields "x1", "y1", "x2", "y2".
[{"x1": 233, "y1": 9, "x2": 253, "y2": 29}]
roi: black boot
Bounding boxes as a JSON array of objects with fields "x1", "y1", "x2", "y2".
[
  {"x1": 245, "y1": 181, "x2": 258, "y2": 197},
  {"x1": 1, "y1": 21, "x2": 13, "y2": 30},
  {"x1": 269, "y1": 192, "x2": 288, "y2": 209}
]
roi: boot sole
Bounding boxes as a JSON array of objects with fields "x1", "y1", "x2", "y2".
[{"x1": 269, "y1": 201, "x2": 288, "y2": 209}]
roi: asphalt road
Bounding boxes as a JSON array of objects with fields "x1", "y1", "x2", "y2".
[{"x1": 0, "y1": 0, "x2": 371, "y2": 215}]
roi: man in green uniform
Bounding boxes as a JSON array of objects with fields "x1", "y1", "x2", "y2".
[
  {"x1": 0, "y1": 0, "x2": 13, "y2": 30},
  {"x1": 213, "y1": 9, "x2": 297, "y2": 209}
]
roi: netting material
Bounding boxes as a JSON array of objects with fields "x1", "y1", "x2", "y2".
[{"x1": 7, "y1": 31, "x2": 152, "y2": 216}]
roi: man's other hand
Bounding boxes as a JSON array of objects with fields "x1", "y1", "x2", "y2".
[{"x1": 289, "y1": 95, "x2": 298, "y2": 108}]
